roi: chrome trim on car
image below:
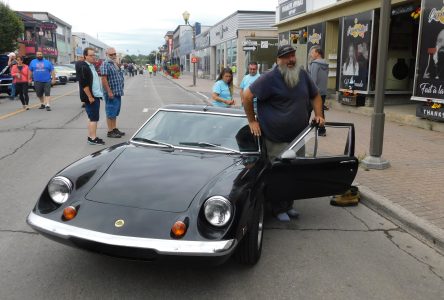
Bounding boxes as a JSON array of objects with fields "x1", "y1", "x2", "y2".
[{"x1": 27, "y1": 212, "x2": 237, "y2": 256}]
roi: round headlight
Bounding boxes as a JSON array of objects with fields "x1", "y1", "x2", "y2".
[
  {"x1": 204, "y1": 196, "x2": 232, "y2": 227},
  {"x1": 48, "y1": 176, "x2": 73, "y2": 204}
]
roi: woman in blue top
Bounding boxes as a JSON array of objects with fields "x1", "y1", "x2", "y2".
[{"x1": 212, "y1": 68, "x2": 235, "y2": 107}]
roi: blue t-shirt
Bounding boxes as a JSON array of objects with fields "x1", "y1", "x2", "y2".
[
  {"x1": 240, "y1": 73, "x2": 260, "y2": 90},
  {"x1": 29, "y1": 58, "x2": 54, "y2": 83},
  {"x1": 249, "y1": 67, "x2": 318, "y2": 143},
  {"x1": 240, "y1": 73, "x2": 260, "y2": 109},
  {"x1": 212, "y1": 80, "x2": 232, "y2": 108}
]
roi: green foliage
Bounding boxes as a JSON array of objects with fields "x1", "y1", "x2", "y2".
[{"x1": 0, "y1": 3, "x2": 24, "y2": 53}]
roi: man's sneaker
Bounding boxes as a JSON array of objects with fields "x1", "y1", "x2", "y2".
[
  {"x1": 107, "y1": 130, "x2": 122, "y2": 138},
  {"x1": 287, "y1": 208, "x2": 299, "y2": 218},
  {"x1": 113, "y1": 128, "x2": 125, "y2": 136},
  {"x1": 39, "y1": 104, "x2": 45, "y2": 109},
  {"x1": 88, "y1": 137, "x2": 105, "y2": 145},
  {"x1": 46, "y1": 106, "x2": 51, "y2": 111},
  {"x1": 275, "y1": 212, "x2": 290, "y2": 222}
]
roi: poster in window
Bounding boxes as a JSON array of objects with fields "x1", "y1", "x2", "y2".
[
  {"x1": 279, "y1": 32, "x2": 290, "y2": 46},
  {"x1": 307, "y1": 23, "x2": 325, "y2": 65},
  {"x1": 339, "y1": 11, "x2": 373, "y2": 92},
  {"x1": 413, "y1": 0, "x2": 444, "y2": 103}
]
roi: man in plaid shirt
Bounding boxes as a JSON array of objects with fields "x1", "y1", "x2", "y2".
[{"x1": 100, "y1": 48, "x2": 125, "y2": 138}]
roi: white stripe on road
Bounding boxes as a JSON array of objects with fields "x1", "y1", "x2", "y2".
[{"x1": 196, "y1": 92, "x2": 209, "y2": 100}]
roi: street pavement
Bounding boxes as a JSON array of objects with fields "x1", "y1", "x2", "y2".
[
  {"x1": 0, "y1": 75, "x2": 443, "y2": 299},
  {"x1": 163, "y1": 71, "x2": 444, "y2": 254}
]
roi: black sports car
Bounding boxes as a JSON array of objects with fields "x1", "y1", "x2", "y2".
[{"x1": 27, "y1": 105, "x2": 358, "y2": 265}]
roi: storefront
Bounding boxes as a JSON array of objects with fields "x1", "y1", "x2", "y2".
[
  {"x1": 208, "y1": 11, "x2": 277, "y2": 85},
  {"x1": 195, "y1": 29, "x2": 211, "y2": 79},
  {"x1": 276, "y1": 0, "x2": 421, "y2": 108}
]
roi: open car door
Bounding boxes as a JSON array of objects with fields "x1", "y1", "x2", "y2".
[{"x1": 264, "y1": 122, "x2": 358, "y2": 201}]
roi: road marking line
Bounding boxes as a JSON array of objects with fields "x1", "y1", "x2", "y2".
[
  {"x1": 0, "y1": 89, "x2": 77, "y2": 121},
  {"x1": 196, "y1": 92, "x2": 209, "y2": 99}
]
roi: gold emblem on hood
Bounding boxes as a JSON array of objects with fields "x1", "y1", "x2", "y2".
[{"x1": 115, "y1": 219, "x2": 125, "y2": 227}]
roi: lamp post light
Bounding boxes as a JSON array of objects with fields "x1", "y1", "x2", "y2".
[{"x1": 182, "y1": 11, "x2": 196, "y2": 86}]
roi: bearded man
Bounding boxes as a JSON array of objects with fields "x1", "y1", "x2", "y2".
[{"x1": 243, "y1": 45, "x2": 325, "y2": 222}]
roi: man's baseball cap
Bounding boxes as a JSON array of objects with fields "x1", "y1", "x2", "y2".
[{"x1": 277, "y1": 45, "x2": 296, "y2": 57}]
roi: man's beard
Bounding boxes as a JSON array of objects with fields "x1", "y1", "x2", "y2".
[{"x1": 278, "y1": 64, "x2": 301, "y2": 88}]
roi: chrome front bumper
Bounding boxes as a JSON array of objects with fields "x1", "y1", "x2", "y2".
[{"x1": 27, "y1": 212, "x2": 236, "y2": 257}]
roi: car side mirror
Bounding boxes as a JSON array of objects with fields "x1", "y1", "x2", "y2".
[{"x1": 280, "y1": 149, "x2": 296, "y2": 160}]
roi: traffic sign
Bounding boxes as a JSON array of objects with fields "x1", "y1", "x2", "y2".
[
  {"x1": 243, "y1": 46, "x2": 257, "y2": 51},
  {"x1": 191, "y1": 57, "x2": 198, "y2": 63}
]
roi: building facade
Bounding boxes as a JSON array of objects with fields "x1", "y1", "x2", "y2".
[
  {"x1": 71, "y1": 32, "x2": 110, "y2": 62},
  {"x1": 19, "y1": 11, "x2": 72, "y2": 64},
  {"x1": 275, "y1": 0, "x2": 421, "y2": 106}
]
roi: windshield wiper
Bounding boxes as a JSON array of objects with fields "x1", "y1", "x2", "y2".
[
  {"x1": 179, "y1": 141, "x2": 241, "y2": 154},
  {"x1": 132, "y1": 137, "x2": 174, "y2": 149}
]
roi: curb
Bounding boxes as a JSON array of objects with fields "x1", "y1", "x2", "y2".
[{"x1": 359, "y1": 185, "x2": 444, "y2": 254}]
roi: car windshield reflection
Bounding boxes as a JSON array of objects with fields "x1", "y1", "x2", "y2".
[{"x1": 132, "y1": 110, "x2": 259, "y2": 153}]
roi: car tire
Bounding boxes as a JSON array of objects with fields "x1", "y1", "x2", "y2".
[{"x1": 234, "y1": 199, "x2": 264, "y2": 265}]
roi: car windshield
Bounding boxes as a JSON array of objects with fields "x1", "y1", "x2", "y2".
[{"x1": 132, "y1": 110, "x2": 259, "y2": 153}]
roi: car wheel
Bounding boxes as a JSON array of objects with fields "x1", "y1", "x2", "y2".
[{"x1": 234, "y1": 199, "x2": 264, "y2": 265}]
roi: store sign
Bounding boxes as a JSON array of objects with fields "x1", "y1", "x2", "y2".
[
  {"x1": 40, "y1": 22, "x2": 57, "y2": 31},
  {"x1": 339, "y1": 11, "x2": 373, "y2": 92},
  {"x1": 279, "y1": 0, "x2": 306, "y2": 21},
  {"x1": 413, "y1": 0, "x2": 444, "y2": 102},
  {"x1": 416, "y1": 104, "x2": 444, "y2": 120}
]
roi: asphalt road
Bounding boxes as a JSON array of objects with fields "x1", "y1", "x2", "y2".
[{"x1": 0, "y1": 75, "x2": 443, "y2": 300}]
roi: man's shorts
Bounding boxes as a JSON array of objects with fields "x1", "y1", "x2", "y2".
[
  {"x1": 104, "y1": 94, "x2": 121, "y2": 119},
  {"x1": 84, "y1": 98, "x2": 101, "y2": 122},
  {"x1": 34, "y1": 81, "x2": 51, "y2": 97}
]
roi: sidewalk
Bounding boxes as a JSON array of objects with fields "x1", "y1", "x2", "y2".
[{"x1": 165, "y1": 72, "x2": 444, "y2": 253}]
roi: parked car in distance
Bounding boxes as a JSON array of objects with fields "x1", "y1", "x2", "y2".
[
  {"x1": 26, "y1": 105, "x2": 359, "y2": 266},
  {"x1": 55, "y1": 65, "x2": 76, "y2": 82},
  {"x1": 0, "y1": 54, "x2": 13, "y2": 96}
]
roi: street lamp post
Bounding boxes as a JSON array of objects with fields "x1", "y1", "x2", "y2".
[{"x1": 182, "y1": 11, "x2": 196, "y2": 86}]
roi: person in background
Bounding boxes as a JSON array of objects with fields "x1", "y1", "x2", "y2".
[
  {"x1": 212, "y1": 67, "x2": 235, "y2": 108},
  {"x1": 242, "y1": 45, "x2": 324, "y2": 221},
  {"x1": 308, "y1": 45, "x2": 329, "y2": 136},
  {"x1": 240, "y1": 61, "x2": 260, "y2": 112},
  {"x1": 78, "y1": 47, "x2": 105, "y2": 145},
  {"x1": 75, "y1": 56, "x2": 86, "y2": 108},
  {"x1": 28, "y1": 51, "x2": 56, "y2": 111},
  {"x1": 100, "y1": 47, "x2": 126, "y2": 138},
  {"x1": 147, "y1": 64, "x2": 153, "y2": 77},
  {"x1": 11, "y1": 56, "x2": 30, "y2": 110},
  {"x1": 153, "y1": 64, "x2": 157, "y2": 76},
  {"x1": 7, "y1": 52, "x2": 17, "y2": 100}
]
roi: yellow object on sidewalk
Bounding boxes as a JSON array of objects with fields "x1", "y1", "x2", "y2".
[{"x1": 330, "y1": 186, "x2": 360, "y2": 207}]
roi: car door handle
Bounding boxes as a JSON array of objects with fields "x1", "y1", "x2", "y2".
[{"x1": 340, "y1": 160, "x2": 356, "y2": 164}]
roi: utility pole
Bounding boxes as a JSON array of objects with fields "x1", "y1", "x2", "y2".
[{"x1": 361, "y1": 0, "x2": 391, "y2": 170}]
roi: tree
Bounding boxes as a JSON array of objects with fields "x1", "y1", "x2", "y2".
[{"x1": 0, "y1": 3, "x2": 24, "y2": 53}]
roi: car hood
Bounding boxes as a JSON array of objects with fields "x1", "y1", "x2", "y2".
[{"x1": 85, "y1": 145, "x2": 238, "y2": 212}]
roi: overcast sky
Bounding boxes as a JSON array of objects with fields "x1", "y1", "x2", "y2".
[{"x1": 7, "y1": 0, "x2": 280, "y2": 55}]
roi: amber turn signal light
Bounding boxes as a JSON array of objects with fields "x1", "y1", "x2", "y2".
[
  {"x1": 171, "y1": 221, "x2": 187, "y2": 238},
  {"x1": 63, "y1": 206, "x2": 77, "y2": 220}
]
